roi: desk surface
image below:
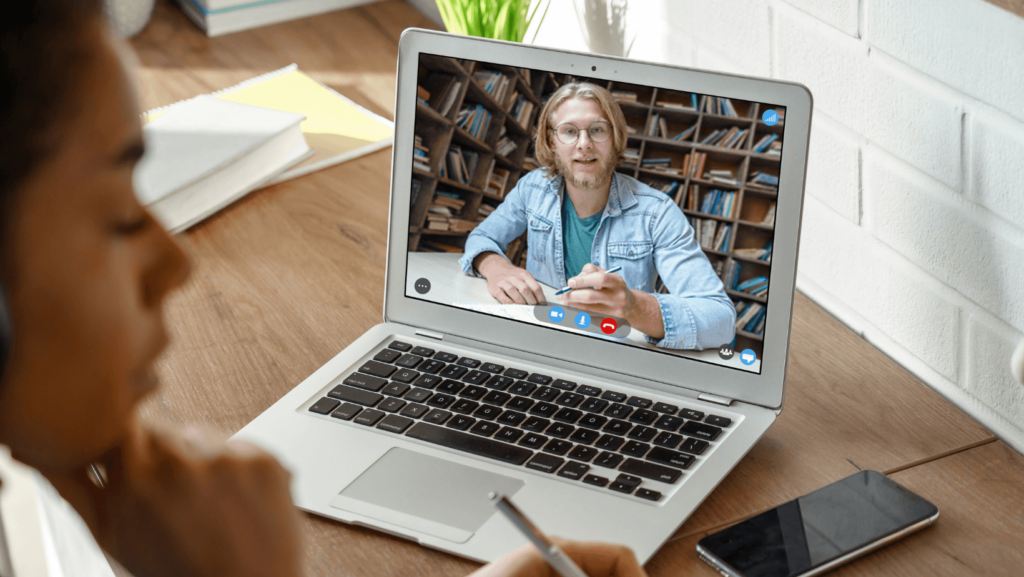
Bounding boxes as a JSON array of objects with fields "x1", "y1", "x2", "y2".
[{"x1": 133, "y1": 2, "x2": 1022, "y2": 575}]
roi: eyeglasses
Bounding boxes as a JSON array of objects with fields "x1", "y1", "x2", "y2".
[{"x1": 552, "y1": 121, "x2": 612, "y2": 145}]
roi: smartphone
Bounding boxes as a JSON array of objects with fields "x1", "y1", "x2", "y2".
[{"x1": 696, "y1": 470, "x2": 939, "y2": 577}]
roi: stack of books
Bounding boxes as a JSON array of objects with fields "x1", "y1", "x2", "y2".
[
  {"x1": 705, "y1": 169, "x2": 738, "y2": 185},
  {"x1": 425, "y1": 192, "x2": 466, "y2": 231},
  {"x1": 413, "y1": 135, "x2": 431, "y2": 173},
  {"x1": 747, "y1": 171, "x2": 779, "y2": 190},
  {"x1": 496, "y1": 125, "x2": 517, "y2": 156},
  {"x1": 485, "y1": 167, "x2": 510, "y2": 198},
  {"x1": 177, "y1": 0, "x2": 375, "y2": 37},
  {"x1": 734, "y1": 240, "x2": 773, "y2": 263},
  {"x1": 737, "y1": 276, "x2": 769, "y2": 297},
  {"x1": 623, "y1": 148, "x2": 640, "y2": 164}
]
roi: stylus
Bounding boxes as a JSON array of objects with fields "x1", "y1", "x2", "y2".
[
  {"x1": 490, "y1": 493, "x2": 590, "y2": 577},
  {"x1": 555, "y1": 266, "x2": 623, "y2": 295}
]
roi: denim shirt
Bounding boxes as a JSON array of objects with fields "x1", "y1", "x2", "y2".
[{"x1": 459, "y1": 169, "x2": 736, "y2": 350}]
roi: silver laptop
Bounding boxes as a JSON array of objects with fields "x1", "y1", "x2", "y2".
[{"x1": 234, "y1": 29, "x2": 811, "y2": 564}]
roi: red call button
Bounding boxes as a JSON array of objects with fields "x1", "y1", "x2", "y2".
[{"x1": 600, "y1": 317, "x2": 618, "y2": 334}]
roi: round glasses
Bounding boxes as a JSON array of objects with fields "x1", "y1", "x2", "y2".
[{"x1": 553, "y1": 121, "x2": 612, "y2": 145}]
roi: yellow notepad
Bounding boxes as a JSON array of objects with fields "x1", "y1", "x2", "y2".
[{"x1": 146, "y1": 64, "x2": 394, "y2": 184}]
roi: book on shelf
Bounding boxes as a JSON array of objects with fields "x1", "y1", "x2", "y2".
[
  {"x1": 418, "y1": 86, "x2": 431, "y2": 101},
  {"x1": 705, "y1": 169, "x2": 737, "y2": 185},
  {"x1": 712, "y1": 223, "x2": 732, "y2": 252},
  {"x1": 456, "y1": 104, "x2": 493, "y2": 140},
  {"x1": 725, "y1": 260, "x2": 741, "y2": 289},
  {"x1": 645, "y1": 114, "x2": 659, "y2": 136},
  {"x1": 510, "y1": 94, "x2": 535, "y2": 127},
  {"x1": 747, "y1": 171, "x2": 779, "y2": 188},
  {"x1": 658, "y1": 117, "x2": 669, "y2": 138},
  {"x1": 641, "y1": 158, "x2": 672, "y2": 166},
  {"x1": 623, "y1": 148, "x2": 640, "y2": 163},
  {"x1": 734, "y1": 240, "x2": 773, "y2": 263},
  {"x1": 736, "y1": 276, "x2": 769, "y2": 296},
  {"x1": 486, "y1": 167, "x2": 510, "y2": 197},
  {"x1": 473, "y1": 70, "x2": 514, "y2": 106},
  {"x1": 691, "y1": 93, "x2": 699, "y2": 110},
  {"x1": 673, "y1": 125, "x2": 696, "y2": 141},
  {"x1": 413, "y1": 134, "x2": 431, "y2": 172},
  {"x1": 699, "y1": 189, "x2": 736, "y2": 218},
  {"x1": 703, "y1": 96, "x2": 739, "y2": 117},
  {"x1": 611, "y1": 90, "x2": 637, "y2": 103},
  {"x1": 646, "y1": 180, "x2": 680, "y2": 198},
  {"x1": 681, "y1": 151, "x2": 708, "y2": 179},
  {"x1": 752, "y1": 133, "x2": 779, "y2": 153},
  {"x1": 766, "y1": 141, "x2": 782, "y2": 155},
  {"x1": 762, "y1": 203, "x2": 777, "y2": 226},
  {"x1": 438, "y1": 81, "x2": 463, "y2": 116},
  {"x1": 735, "y1": 302, "x2": 766, "y2": 335},
  {"x1": 496, "y1": 133, "x2": 518, "y2": 157}
]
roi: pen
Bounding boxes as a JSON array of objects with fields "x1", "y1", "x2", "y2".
[
  {"x1": 555, "y1": 266, "x2": 623, "y2": 296},
  {"x1": 489, "y1": 493, "x2": 590, "y2": 577}
]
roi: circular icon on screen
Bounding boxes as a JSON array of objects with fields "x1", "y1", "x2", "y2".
[
  {"x1": 740, "y1": 349, "x2": 757, "y2": 365},
  {"x1": 548, "y1": 306, "x2": 566, "y2": 323},
  {"x1": 575, "y1": 312, "x2": 591, "y2": 329},
  {"x1": 600, "y1": 318, "x2": 618, "y2": 334},
  {"x1": 762, "y1": 109, "x2": 779, "y2": 126},
  {"x1": 414, "y1": 278, "x2": 431, "y2": 294},
  {"x1": 718, "y1": 344, "x2": 735, "y2": 361}
]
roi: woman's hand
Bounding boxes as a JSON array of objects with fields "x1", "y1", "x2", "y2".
[
  {"x1": 558, "y1": 264, "x2": 665, "y2": 340},
  {"x1": 45, "y1": 422, "x2": 304, "y2": 577},
  {"x1": 469, "y1": 537, "x2": 648, "y2": 577},
  {"x1": 476, "y1": 252, "x2": 547, "y2": 305}
]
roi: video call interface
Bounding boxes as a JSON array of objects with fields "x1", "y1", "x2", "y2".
[{"x1": 405, "y1": 54, "x2": 785, "y2": 374}]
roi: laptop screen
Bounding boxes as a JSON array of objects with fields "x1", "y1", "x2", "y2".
[{"x1": 404, "y1": 54, "x2": 784, "y2": 375}]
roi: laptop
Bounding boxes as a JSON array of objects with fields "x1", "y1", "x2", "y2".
[{"x1": 234, "y1": 29, "x2": 812, "y2": 564}]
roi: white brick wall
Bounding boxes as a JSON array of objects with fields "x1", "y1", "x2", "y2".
[{"x1": 525, "y1": 0, "x2": 1024, "y2": 451}]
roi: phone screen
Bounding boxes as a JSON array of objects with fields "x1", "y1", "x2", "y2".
[{"x1": 697, "y1": 470, "x2": 938, "y2": 577}]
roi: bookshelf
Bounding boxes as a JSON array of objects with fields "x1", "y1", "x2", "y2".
[{"x1": 411, "y1": 58, "x2": 784, "y2": 358}]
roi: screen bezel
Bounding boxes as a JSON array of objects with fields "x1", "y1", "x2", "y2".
[{"x1": 385, "y1": 29, "x2": 812, "y2": 409}]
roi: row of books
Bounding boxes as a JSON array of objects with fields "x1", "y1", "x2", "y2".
[
  {"x1": 735, "y1": 301, "x2": 766, "y2": 336},
  {"x1": 473, "y1": 70, "x2": 514, "y2": 107},
  {"x1": 425, "y1": 78, "x2": 462, "y2": 117},
  {"x1": 689, "y1": 218, "x2": 731, "y2": 252},
  {"x1": 509, "y1": 93, "x2": 535, "y2": 128},
  {"x1": 736, "y1": 275, "x2": 768, "y2": 297},
  {"x1": 752, "y1": 133, "x2": 779, "y2": 154},
  {"x1": 700, "y1": 126, "x2": 749, "y2": 149},
  {"x1": 413, "y1": 134, "x2": 431, "y2": 173},
  {"x1": 704, "y1": 96, "x2": 740, "y2": 117},
  {"x1": 699, "y1": 189, "x2": 737, "y2": 218},
  {"x1": 456, "y1": 104, "x2": 492, "y2": 141},
  {"x1": 443, "y1": 144, "x2": 483, "y2": 186},
  {"x1": 733, "y1": 240, "x2": 773, "y2": 263}
]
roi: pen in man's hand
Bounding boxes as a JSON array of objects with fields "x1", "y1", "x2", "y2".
[
  {"x1": 555, "y1": 266, "x2": 622, "y2": 296},
  {"x1": 489, "y1": 493, "x2": 589, "y2": 577}
]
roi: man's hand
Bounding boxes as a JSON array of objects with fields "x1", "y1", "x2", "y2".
[
  {"x1": 558, "y1": 264, "x2": 665, "y2": 340},
  {"x1": 475, "y1": 252, "x2": 546, "y2": 305},
  {"x1": 469, "y1": 537, "x2": 648, "y2": 577}
]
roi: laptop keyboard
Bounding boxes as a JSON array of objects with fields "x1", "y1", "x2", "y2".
[{"x1": 306, "y1": 339, "x2": 736, "y2": 503}]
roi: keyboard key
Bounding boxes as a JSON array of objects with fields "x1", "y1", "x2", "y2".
[
  {"x1": 569, "y1": 428, "x2": 601, "y2": 445},
  {"x1": 555, "y1": 392, "x2": 584, "y2": 408},
  {"x1": 406, "y1": 422, "x2": 533, "y2": 466},
  {"x1": 620, "y1": 458, "x2": 682, "y2": 484},
  {"x1": 481, "y1": 362, "x2": 504, "y2": 373},
  {"x1": 615, "y1": 473, "x2": 642, "y2": 488},
  {"x1": 529, "y1": 402, "x2": 557, "y2": 418},
  {"x1": 605, "y1": 404, "x2": 633, "y2": 419},
  {"x1": 706, "y1": 415, "x2": 732, "y2": 427},
  {"x1": 404, "y1": 388, "x2": 433, "y2": 403},
  {"x1": 594, "y1": 451, "x2": 624, "y2": 469},
  {"x1": 309, "y1": 397, "x2": 340, "y2": 415},
  {"x1": 463, "y1": 370, "x2": 490, "y2": 385},
  {"x1": 653, "y1": 432, "x2": 683, "y2": 449},
  {"x1": 601, "y1": 391, "x2": 626, "y2": 402},
  {"x1": 331, "y1": 402, "x2": 361, "y2": 420},
  {"x1": 473, "y1": 404, "x2": 503, "y2": 421},
  {"x1": 497, "y1": 411, "x2": 527, "y2": 427},
  {"x1": 343, "y1": 373, "x2": 388, "y2": 392},
  {"x1": 495, "y1": 427, "x2": 524, "y2": 443},
  {"x1": 388, "y1": 341, "x2": 412, "y2": 351},
  {"x1": 507, "y1": 397, "x2": 535, "y2": 412},
  {"x1": 527, "y1": 373, "x2": 553, "y2": 385},
  {"x1": 377, "y1": 414, "x2": 414, "y2": 434},
  {"x1": 522, "y1": 417, "x2": 551, "y2": 432},
  {"x1": 436, "y1": 380, "x2": 465, "y2": 395},
  {"x1": 439, "y1": 365, "x2": 468, "y2": 379},
  {"x1": 399, "y1": 403, "x2": 429, "y2": 419},
  {"x1": 509, "y1": 381, "x2": 538, "y2": 396},
  {"x1": 504, "y1": 368, "x2": 528, "y2": 379},
  {"x1": 423, "y1": 409, "x2": 451, "y2": 425},
  {"x1": 532, "y1": 387, "x2": 560, "y2": 402},
  {"x1": 567, "y1": 445, "x2": 600, "y2": 462},
  {"x1": 652, "y1": 402, "x2": 678, "y2": 414},
  {"x1": 358, "y1": 361, "x2": 397, "y2": 379},
  {"x1": 542, "y1": 439, "x2": 573, "y2": 456},
  {"x1": 451, "y1": 399, "x2": 480, "y2": 414},
  {"x1": 426, "y1": 393, "x2": 455, "y2": 409},
  {"x1": 578, "y1": 413, "x2": 608, "y2": 429},
  {"x1": 419, "y1": 360, "x2": 446, "y2": 374},
  {"x1": 628, "y1": 409, "x2": 658, "y2": 425},
  {"x1": 391, "y1": 369, "x2": 420, "y2": 384},
  {"x1": 578, "y1": 385, "x2": 602, "y2": 397},
  {"x1": 680, "y1": 421, "x2": 723, "y2": 441},
  {"x1": 457, "y1": 357, "x2": 481, "y2": 368},
  {"x1": 635, "y1": 488, "x2": 662, "y2": 501},
  {"x1": 679, "y1": 437, "x2": 710, "y2": 455},
  {"x1": 470, "y1": 421, "x2": 501, "y2": 437},
  {"x1": 434, "y1": 351, "x2": 459, "y2": 363},
  {"x1": 551, "y1": 379, "x2": 577, "y2": 390},
  {"x1": 526, "y1": 453, "x2": 564, "y2": 473},
  {"x1": 373, "y1": 349, "x2": 402, "y2": 363},
  {"x1": 580, "y1": 397, "x2": 609, "y2": 413},
  {"x1": 680, "y1": 409, "x2": 705, "y2": 421},
  {"x1": 481, "y1": 391, "x2": 512, "y2": 406},
  {"x1": 394, "y1": 354, "x2": 424, "y2": 368},
  {"x1": 412, "y1": 374, "x2": 442, "y2": 389},
  {"x1": 411, "y1": 346, "x2": 435, "y2": 357},
  {"x1": 654, "y1": 414, "x2": 685, "y2": 431},
  {"x1": 485, "y1": 375, "x2": 515, "y2": 390},
  {"x1": 647, "y1": 447, "x2": 695, "y2": 470},
  {"x1": 518, "y1": 433, "x2": 548, "y2": 449},
  {"x1": 627, "y1": 426, "x2": 658, "y2": 442},
  {"x1": 621, "y1": 441, "x2": 650, "y2": 458},
  {"x1": 328, "y1": 385, "x2": 383, "y2": 407},
  {"x1": 583, "y1": 474, "x2": 609, "y2": 487},
  {"x1": 603, "y1": 419, "x2": 632, "y2": 436},
  {"x1": 446, "y1": 415, "x2": 476, "y2": 431},
  {"x1": 558, "y1": 462, "x2": 590, "y2": 480},
  {"x1": 626, "y1": 396, "x2": 653, "y2": 409},
  {"x1": 354, "y1": 409, "x2": 385, "y2": 426},
  {"x1": 546, "y1": 423, "x2": 575, "y2": 439},
  {"x1": 459, "y1": 385, "x2": 488, "y2": 400},
  {"x1": 383, "y1": 382, "x2": 410, "y2": 397},
  {"x1": 553, "y1": 408, "x2": 584, "y2": 424},
  {"x1": 609, "y1": 481, "x2": 635, "y2": 494},
  {"x1": 595, "y1": 436, "x2": 626, "y2": 451},
  {"x1": 380, "y1": 398, "x2": 406, "y2": 413}
]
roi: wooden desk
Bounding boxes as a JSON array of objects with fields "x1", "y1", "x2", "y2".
[{"x1": 132, "y1": 2, "x2": 1021, "y2": 575}]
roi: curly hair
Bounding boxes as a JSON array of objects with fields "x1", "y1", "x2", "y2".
[{"x1": 533, "y1": 82, "x2": 629, "y2": 178}]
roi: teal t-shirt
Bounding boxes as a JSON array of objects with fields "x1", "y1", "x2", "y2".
[{"x1": 562, "y1": 193, "x2": 602, "y2": 279}]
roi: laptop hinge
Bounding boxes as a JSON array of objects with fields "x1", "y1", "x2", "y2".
[
  {"x1": 415, "y1": 328, "x2": 445, "y2": 341},
  {"x1": 698, "y1": 392, "x2": 733, "y2": 407}
]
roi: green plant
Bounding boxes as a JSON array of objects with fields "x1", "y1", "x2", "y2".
[{"x1": 435, "y1": 0, "x2": 550, "y2": 43}]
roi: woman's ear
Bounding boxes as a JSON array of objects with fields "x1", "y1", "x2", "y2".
[{"x1": 1011, "y1": 338, "x2": 1024, "y2": 386}]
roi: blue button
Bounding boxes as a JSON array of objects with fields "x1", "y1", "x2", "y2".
[
  {"x1": 548, "y1": 306, "x2": 565, "y2": 323},
  {"x1": 575, "y1": 312, "x2": 591, "y2": 329},
  {"x1": 740, "y1": 349, "x2": 757, "y2": 365},
  {"x1": 762, "y1": 109, "x2": 779, "y2": 126}
]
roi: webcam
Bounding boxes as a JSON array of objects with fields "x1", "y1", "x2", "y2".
[{"x1": 591, "y1": 65, "x2": 596, "y2": 71}]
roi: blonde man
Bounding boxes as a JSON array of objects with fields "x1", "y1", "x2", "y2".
[{"x1": 460, "y1": 83, "x2": 734, "y2": 350}]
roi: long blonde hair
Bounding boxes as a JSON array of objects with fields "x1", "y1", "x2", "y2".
[{"x1": 534, "y1": 82, "x2": 628, "y2": 178}]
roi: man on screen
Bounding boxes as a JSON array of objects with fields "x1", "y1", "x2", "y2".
[{"x1": 459, "y1": 82, "x2": 735, "y2": 350}]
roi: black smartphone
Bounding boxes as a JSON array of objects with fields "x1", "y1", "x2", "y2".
[{"x1": 696, "y1": 470, "x2": 939, "y2": 577}]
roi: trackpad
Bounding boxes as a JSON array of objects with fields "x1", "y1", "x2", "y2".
[{"x1": 329, "y1": 448, "x2": 524, "y2": 543}]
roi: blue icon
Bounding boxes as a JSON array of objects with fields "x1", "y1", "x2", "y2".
[
  {"x1": 740, "y1": 349, "x2": 757, "y2": 365},
  {"x1": 548, "y1": 306, "x2": 565, "y2": 323},
  {"x1": 762, "y1": 109, "x2": 779, "y2": 126},
  {"x1": 575, "y1": 312, "x2": 591, "y2": 329}
]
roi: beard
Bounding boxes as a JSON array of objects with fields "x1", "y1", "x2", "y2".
[{"x1": 553, "y1": 149, "x2": 617, "y2": 190}]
